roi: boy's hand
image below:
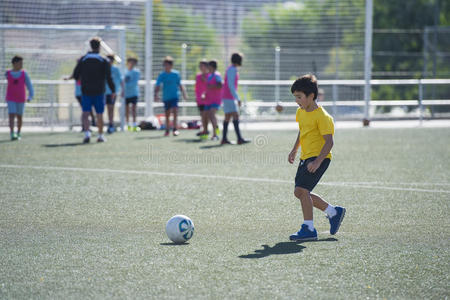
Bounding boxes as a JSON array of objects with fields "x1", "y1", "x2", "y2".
[
  {"x1": 288, "y1": 149, "x2": 297, "y2": 164},
  {"x1": 307, "y1": 159, "x2": 321, "y2": 173}
]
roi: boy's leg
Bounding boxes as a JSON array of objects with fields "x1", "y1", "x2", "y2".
[
  {"x1": 107, "y1": 104, "x2": 114, "y2": 126},
  {"x1": 201, "y1": 110, "x2": 209, "y2": 133},
  {"x1": 209, "y1": 109, "x2": 218, "y2": 133},
  {"x1": 17, "y1": 114, "x2": 22, "y2": 134},
  {"x1": 8, "y1": 113, "x2": 14, "y2": 135},
  {"x1": 172, "y1": 107, "x2": 179, "y2": 134},
  {"x1": 164, "y1": 108, "x2": 170, "y2": 134},
  {"x1": 97, "y1": 113, "x2": 104, "y2": 135},
  {"x1": 310, "y1": 193, "x2": 329, "y2": 211},
  {"x1": 222, "y1": 113, "x2": 231, "y2": 143},
  {"x1": 125, "y1": 103, "x2": 130, "y2": 124},
  {"x1": 132, "y1": 103, "x2": 137, "y2": 124},
  {"x1": 294, "y1": 187, "x2": 314, "y2": 222}
]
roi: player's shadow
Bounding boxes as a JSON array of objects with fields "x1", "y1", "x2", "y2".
[
  {"x1": 174, "y1": 138, "x2": 203, "y2": 143},
  {"x1": 135, "y1": 135, "x2": 164, "y2": 140},
  {"x1": 239, "y1": 238, "x2": 337, "y2": 259},
  {"x1": 199, "y1": 144, "x2": 224, "y2": 149},
  {"x1": 43, "y1": 142, "x2": 86, "y2": 147}
]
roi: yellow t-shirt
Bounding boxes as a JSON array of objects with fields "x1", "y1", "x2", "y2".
[{"x1": 296, "y1": 106, "x2": 334, "y2": 160}]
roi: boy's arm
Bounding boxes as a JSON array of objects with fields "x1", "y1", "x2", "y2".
[
  {"x1": 180, "y1": 84, "x2": 188, "y2": 100},
  {"x1": 24, "y1": 72, "x2": 34, "y2": 101},
  {"x1": 288, "y1": 132, "x2": 300, "y2": 164},
  {"x1": 154, "y1": 85, "x2": 160, "y2": 101},
  {"x1": 105, "y1": 63, "x2": 115, "y2": 95},
  {"x1": 307, "y1": 134, "x2": 334, "y2": 173},
  {"x1": 72, "y1": 59, "x2": 81, "y2": 80}
]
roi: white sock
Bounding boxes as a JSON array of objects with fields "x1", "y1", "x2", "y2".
[
  {"x1": 98, "y1": 134, "x2": 104, "y2": 139},
  {"x1": 325, "y1": 205, "x2": 337, "y2": 218},
  {"x1": 303, "y1": 220, "x2": 314, "y2": 231},
  {"x1": 84, "y1": 131, "x2": 91, "y2": 138}
]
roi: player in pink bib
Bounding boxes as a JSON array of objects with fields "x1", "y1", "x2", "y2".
[
  {"x1": 195, "y1": 60, "x2": 209, "y2": 138},
  {"x1": 205, "y1": 60, "x2": 222, "y2": 141},
  {"x1": 4, "y1": 56, "x2": 34, "y2": 140}
]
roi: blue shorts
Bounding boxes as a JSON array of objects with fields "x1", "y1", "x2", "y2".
[
  {"x1": 163, "y1": 98, "x2": 179, "y2": 111},
  {"x1": 82, "y1": 94, "x2": 105, "y2": 114},
  {"x1": 204, "y1": 103, "x2": 220, "y2": 111},
  {"x1": 222, "y1": 99, "x2": 239, "y2": 113},
  {"x1": 7, "y1": 101, "x2": 25, "y2": 115}
]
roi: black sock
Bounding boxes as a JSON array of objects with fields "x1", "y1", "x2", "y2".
[
  {"x1": 233, "y1": 120, "x2": 243, "y2": 140},
  {"x1": 223, "y1": 121, "x2": 229, "y2": 140}
]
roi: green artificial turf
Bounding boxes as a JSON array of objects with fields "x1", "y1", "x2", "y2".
[{"x1": 0, "y1": 127, "x2": 449, "y2": 299}]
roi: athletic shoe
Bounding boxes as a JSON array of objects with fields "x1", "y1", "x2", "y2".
[
  {"x1": 215, "y1": 128, "x2": 220, "y2": 136},
  {"x1": 328, "y1": 206, "x2": 346, "y2": 235},
  {"x1": 164, "y1": 131, "x2": 170, "y2": 137},
  {"x1": 173, "y1": 130, "x2": 180, "y2": 136},
  {"x1": 200, "y1": 134, "x2": 209, "y2": 140},
  {"x1": 127, "y1": 125, "x2": 133, "y2": 132},
  {"x1": 83, "y1": 137, "x2": 90, "y2": 144},
  {"x1": 221, "y1": 139, "x2": 232, "y2": 145},
  {"x1": 10, "y1": 133, "x2": 17, "y2": 141},
  {"x1": 289, "y1": 224, "x2": 318, "y2": 242},
  {"x1": 237, "y1": 138, "x2": 250, "y2": 145},
  {"x1": 197, "y1": 130, "x2": 209, "y2": 136},
  {"x1": 97, "y1": 136, "x2": 106, "y2": 143},
  {"x1": 107, "y1": 126, "x2": 113, "y2": 134},
  {"x1": 211, "y1": 135, "x2": 219, "y2": 141},
  {"x1": 133, "y1": 126, "x2": 141, "y2": 132},
  {"x1": 16, "y1": 133, "x2": 21, "y2": 140}
]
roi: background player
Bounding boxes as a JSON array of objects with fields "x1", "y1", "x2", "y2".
[
  {"x1": 4, "y1": 55, "x2": 34, "y2": 140},
  {"x1": 154, "y1": 56, "x2": 188, "y2": 136}
]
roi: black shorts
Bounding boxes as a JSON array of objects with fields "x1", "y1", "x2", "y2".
[
  {"x1": 295, "y1": 157, "x2": 330, "y2": 191},
  {"x1": 106, "y1": 94, "x2": 115, "y2": 105},
  {"x1": 197, "y1": 104, "x2": 205, "y2": 112},
  {"x1": 126, "y1": 96, "x2": 138, "y2": 105}
]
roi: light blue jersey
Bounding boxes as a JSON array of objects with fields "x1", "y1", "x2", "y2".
[
  {"x1": 124, "y1": 68, "x2": 140, "y2": 98},
  {"x1": 105, "y1": 65, "x2": 122, "y2": 95},
  {"x1": 155, "y1": 70, "x2": 181, "y2": 101}
]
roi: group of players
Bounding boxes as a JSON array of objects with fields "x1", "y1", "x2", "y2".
[{"x1": 67, "y1": 37, "x2": 249, "y2": 144}]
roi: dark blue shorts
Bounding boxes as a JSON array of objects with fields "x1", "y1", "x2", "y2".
[
  {"x1": 126, "y1": 96, "x2": 138, "y2": 105},
  {"x1": 82, "y1": 94, "x2": 105, "y2": 114},
  {"x1": 164, "y1": 98, "x2": 179, "y2": 111},
  {"x1": 106, "y1": 94, "x2": 115, "y2": 105},
  {"x1": 204, "y1": 103, "x2": 220, "y2": 110},
  {"x1": 295, "y1": 157, "x2": 330, "y2": 191}
]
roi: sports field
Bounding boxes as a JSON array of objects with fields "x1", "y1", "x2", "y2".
[{"x1": 0, "y1": 127, "x2": 449, "y2": 299}]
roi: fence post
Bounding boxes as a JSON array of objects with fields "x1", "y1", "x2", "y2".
[
  {"x1": 50, "y1": 96, "x2": 54, "y2": 131},
  {"x1": 242, "y1": 84, "x2": 248, "y2": 126},
  {"x1": 418, "y1": 79, "x2": 424, "y2": 125},
  {"x1": 144, "y1": 0, "x2": 154, "y2": 118},
  {"x1": 332, "y1": 84, "x2": 338, "y2": 119},
  {"x1": 363, "y1": 0, "x2": 373, "y2": 126},
  {"x1": 181, "y1": 43, "x2": 187, "y2": 117},
  {"x1": 119, "y1": 28, "x2": 126, "y2": 131},
  {"x1": 275, "y1": 46, "x2": 280, "y2": 105}
]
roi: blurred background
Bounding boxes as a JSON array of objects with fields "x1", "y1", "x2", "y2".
[{"x1": 0, "y1": 0, "x2": 449, "y2": 128}]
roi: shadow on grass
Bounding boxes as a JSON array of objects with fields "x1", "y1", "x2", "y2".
[
  {"x1": 135, "y1": 135, "x2": 165, "y2": 140},
  {"x1": 0, "y1": 140, "x2": 13, "y2": 144},
  {"x1": 199, "y1": 144, "x2": 224, "y2": 149},
  {"x1": 173, "y1": 138, "x2": 203, "y2": 143},
  {"x1": 43, "y1": 142, "x2": 87, "y2": 147},
  {"x1": 239, "y1": 238, "x2": 337, "y2": 259},
  {"x1": 160, "y1": 242, "x2": 190, "y2": 246}
]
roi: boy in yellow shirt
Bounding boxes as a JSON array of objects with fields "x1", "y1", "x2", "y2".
[{"x1": 288, "y1": 74, "x2": 346, "y2": 241}]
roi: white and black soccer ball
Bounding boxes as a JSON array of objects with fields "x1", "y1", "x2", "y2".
[{"x1": 165, "y1": 215, "x2": 194, "y2": 244}]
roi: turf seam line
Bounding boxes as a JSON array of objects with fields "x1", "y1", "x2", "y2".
[{"x1": 1, "y1": 164, "x2": 449, "y2": 194}]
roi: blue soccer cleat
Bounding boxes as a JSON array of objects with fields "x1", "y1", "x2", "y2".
[
  {"x1": 328, "y1": 206, "x2": 346, "y2": 235},
  {"x1": 289, "y1": 224, "x2": 318, "y2": 242}
]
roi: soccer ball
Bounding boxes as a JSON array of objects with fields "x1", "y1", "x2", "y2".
[{"x1": 165, "y1": 215, "x2": 195, "y2": 244}]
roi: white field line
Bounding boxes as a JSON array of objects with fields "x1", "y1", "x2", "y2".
[{"x1": 1, "y1": 164, "x2": 449, "y2": 194}]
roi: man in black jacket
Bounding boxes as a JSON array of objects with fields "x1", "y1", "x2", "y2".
[{"x1": 72, "y1": 37, "x2": 115, "y2": 143}]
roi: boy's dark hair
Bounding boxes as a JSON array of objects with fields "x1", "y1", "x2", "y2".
[
  {"x1": 199, "y1": 59, "x2": 208, "y2": 67},
  {"x1": 11, "y1": 55, "x2": 23, "y2": 64},
  {"x1": 290, "y1": 74, "x2": 318, "y2": 100},
  {"x1": 231, "y1": 53, "x2": 243, "y2": 66},
  {"x1": 163, "y1": 56, "x2": 174, "y2": 65},
  {"x1": 90, "y1": 37, "x2": 101, "y2": 50},
  {"x1": 208, "y1": 60, "x2": 218, "y2": 70},
  {"x1": 127, "y1": 57, "x2": 138, "y2": 64},
  {"x1": 107, "y1": 55, "x2": 115, "y2": 62}
]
